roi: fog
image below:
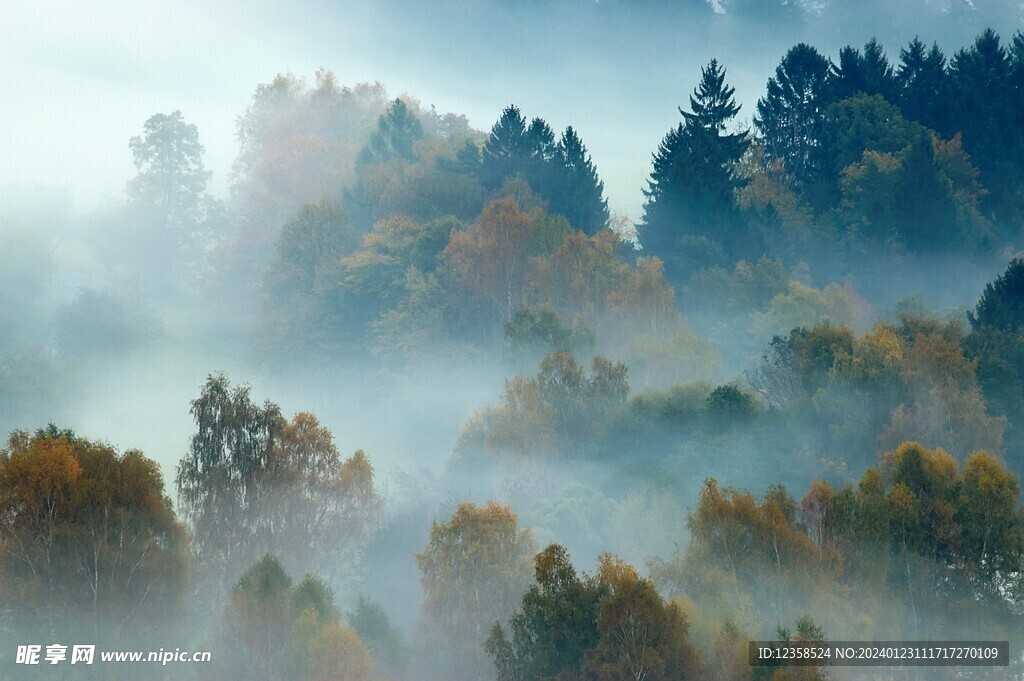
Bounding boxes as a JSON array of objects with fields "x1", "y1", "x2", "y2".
[
  {"x1": 3, "y1": 1, "x2": 1024, "y2": 679},
  {"x1": 6, "y1": 0, "x2": 1021, "y2": 219}
]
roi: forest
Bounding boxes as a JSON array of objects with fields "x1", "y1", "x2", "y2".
[{"x1": 3, "y1": 16, "x2": 1024, "y2": 681}]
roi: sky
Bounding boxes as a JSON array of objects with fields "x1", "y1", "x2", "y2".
[{"x1": 2, "y1": 0, "x2": 1022, "y2": 222}]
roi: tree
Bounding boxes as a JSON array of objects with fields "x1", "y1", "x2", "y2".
[
  {"x1": 584, "y1": 555, "x2": 698, "y2": 681},
  {"x1": 957, "y1": 452, "x2": 1022, "y2": 586},
  {"x1": 503, "y1": 306, "x2": 594, "y2": 373},
  {"x1": 551, "y1": 126, "x2": 609, "y2": 235},
  {"x1": 487, "y1": 546, "x2": 700, "y2": 681},
  {"x1": 443, "y1": 198, "x2": 535, "y2": 334},
  {"x1": 128, "y1": 110, "x2": 211, "y2": 229},
  {"x1": 127, "y1": 110, "x2": 213, "y2": 288},
  {"x1": 486, "y1": 544, "x2": 604, "y2": 681},
  {"x1": 219, "y1": 556, "x2": 375, "y2": 681},
  {"x1": 831, "y1": 38, "x2": 898, "y2": 103},
  {"x1": 897, "y1": 37, "x2": 948, "y2": 132},
  {"x1": 754, "y1": 44, "x2": 833, "y2": 191},
  {"x1": 221, "y1": 555, "x2": 294, "y2": 680},
  {"x1": 947, "y1": 29, "x2": 1024, "y2": 226},
  {"x1": 641, "y1": 60, "x2": 749, "y2": 277},
  {"x1": 175, "y1": 374, "x2": 380, "y2": 607},
  {"x1": 482, "y1": 106, "x2": 531, "y2": 191},
  {"x1": 820, "y1": 94, "x2": 923, "y2": 178},
  {"x1": 968, "y1": 258, "x2": 1024, "y2": 332},
  {"x1": 258, "y1": 201, "x2": 361, "y2": 359},
  {"x1": 416, "y1": 501, "x2": 537, "y2": 681},
  {"x1": 358, "y1": 98, "x2": 425, "y2": 165},
  {"x1": 0, "y1": 426, "x2": 186, "y2": 646},
  {"x1": 348, "y1": 597, "x2": 409, "y2": 680}
]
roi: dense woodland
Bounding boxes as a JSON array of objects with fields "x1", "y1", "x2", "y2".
[{"x1": 3, "y1": 27, "x2": 1024, "y2": 681}]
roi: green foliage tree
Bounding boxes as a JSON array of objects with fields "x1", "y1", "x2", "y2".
[
  {"x1": 966, "y1": 259, "x2": 1024, "y2": 470},
  {"x1": 348, "y1": 597, "x2": 409, "y2": 680},
  {"x1": 486, "y1": 544, "x2": 604, "y2": 681},
  {"x1": 128, "y1": 110, "x2": 211, "y2": 230},
  {"x1": 503, "y1": 306, "x2": 594, "y2": 373},
  {"x1": 969, "y1": 258, "x2": 1024, "y2": 332},
  {"x1": 358, "y1": 98, "x2": 425, "y2": 165},
  {"x1": 948, "y1": 29, "x2": 1024, "y2": 226},
  {"x1": 896, "y1": 37, "x2": 949, "y2": 132},
  {"x1": 830, "y1": 38, "x2": 898, "y2": 103},
  {"x1": 755, "y1": 44, "x2": 833, "y2": 191},
  {"x1": 641, "y1": 59, "x2": 750, "y2": 278},
  {"x1": 482, "y1": 105, "x2": 531, "y2": 191},
  {"x1": 258, "y1": 200, "x2": 361, "y2": 358},
  {"x1": 480, "y1": 106, "x2": 609, "y2": 235},
  {"x1": 551, "y1": 126, "x2": 609, "y2": 235},
  {"x1": 127, "y1": 110, "x2": 214, "y2": 289},
  {"x1": 488, "y1": 546, "x2": 700, "y2": 681},
  {"x1": 220, "y1": 556, "x2": 375, "y2": 681}
]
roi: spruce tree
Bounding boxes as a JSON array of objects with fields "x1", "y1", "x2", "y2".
[
  {"x1": 357, "y1": 98, "x2": 424, "y2": 166},
  {"x1": 754, "y1": 43, "x2": 833, "y2": 188},
  {"x1": 481, "y1": 105, "x2": 530, "y2": 190},
  {"x1": 552, "y1": 126, "x2": 609, "y2": 236},
  {"x1": 897, "y1": 37, "x2": 949, "y2": 132},
  {"x1": 641, "y1": 59, "x2": 750, "y2": 277},
  {"x1": 969, "y1": 258, "x2": 1024, "y2": 332}
]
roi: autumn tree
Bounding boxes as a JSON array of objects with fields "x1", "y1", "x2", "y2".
[
  {"x1": 176, "y1": 374, "x2": 380, "y2": 608},
  {"x1": 458, "y1": 350, "x2": 629, "y2": 463},
  {"x1": 956, "y1": 451, "x2": 1022, "y2": 589},
  {"x1": 443, "y1": 198, "x2": 535, "y2": 335},
  {"x1": 0, "y1": 426, "x2": 186, "y2": 647},
  {"x1": 416, "y1": 501, "x2": 536, "y2": 681},
  {"x1": 214, "y1": 74, "x2": 389, "y2": 310}
]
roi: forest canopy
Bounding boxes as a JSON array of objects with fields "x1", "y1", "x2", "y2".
[{"x1": 3, "y1": 23, "x2": 1024, "y2": 681}]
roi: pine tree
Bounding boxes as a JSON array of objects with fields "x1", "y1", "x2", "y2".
[
  {"x1": 552, "y1": 126, "x2": 609, "y2": 235},
  {"x1": 524, "y1": 117, "x2": 557, "y2": 201},
  {"x1": 481, "y1": 105, "x2": 530, "y2": 190},
  {"x1": 969, "y1": 258, "x2": 1024, "y2": 332},
  {"x1": 897, "y1": 37, "x2": 949, "y2": 132},
  {"x1": 641, "y1": 59, "x2": 749, "y2": 275},
  {"x1": 357, "y1": 98, "x2": 424, "y2": 165},
  {"x1": 754, "y1": 43, "x2": 833, "y2": 188},
  {"x1": 832, "y1": 38, "x2": 898, "y2": 103}
]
